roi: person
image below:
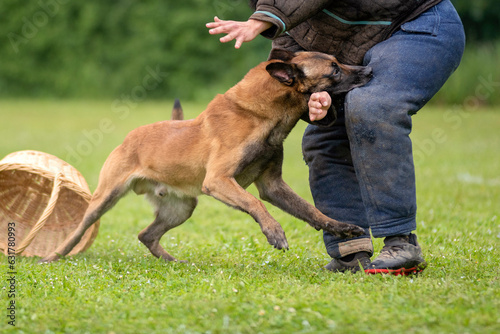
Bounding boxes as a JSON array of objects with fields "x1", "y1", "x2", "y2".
[{"x1": 206, "y1": 0, "x2": 465, "y2": 275}]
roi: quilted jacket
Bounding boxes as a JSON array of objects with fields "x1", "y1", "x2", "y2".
[{"x1": 249, "y1": 0, "x2": 443, "y2": 65}]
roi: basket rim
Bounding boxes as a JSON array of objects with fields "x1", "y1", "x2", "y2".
[
  {"x1": 0, "y1": 150, "x2": 92, "y2": 201},
  {"x1": 0, "y1": 163, "x2": 92, "y2": 202}
]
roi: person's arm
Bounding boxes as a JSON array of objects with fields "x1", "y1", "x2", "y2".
[
  {"x1": 249, "y1": 0, "x2": 331, "y2": 39},
  {"x1": 207, "y1": 1, "x2": 334, "y2": 124},
  {"x1": 207, "y1": 0, "x2": 331, "y2": 48}
]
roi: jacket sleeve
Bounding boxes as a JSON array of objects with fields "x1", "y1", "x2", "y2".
[{"x1": 249, "y1": 0, "x2": 332, "y2": 39}]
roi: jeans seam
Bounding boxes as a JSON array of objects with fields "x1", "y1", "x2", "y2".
[
  {"x1": 345, "y1": 93, "x2": 381, "y2": 224},
  {"x1": 432, "y1": 5, "x2": 440, "y2": 37}
]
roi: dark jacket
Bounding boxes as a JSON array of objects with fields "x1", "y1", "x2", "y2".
[{"x1": 249, "y1": 0, "x2": 442, "y2": 65}]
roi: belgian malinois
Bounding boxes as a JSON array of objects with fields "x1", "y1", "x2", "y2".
[{"x1": 41, "y1": 50, "x2": 372, "y2": 263}]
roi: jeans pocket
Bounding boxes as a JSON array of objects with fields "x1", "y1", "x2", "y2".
[{"x1": 400, "y1": 6, "x2": 440, "y2": 36}]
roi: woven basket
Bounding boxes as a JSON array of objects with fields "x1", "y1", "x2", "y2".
[{"x1": 0, "y1": 150, "x2": 99, "y2": 257}]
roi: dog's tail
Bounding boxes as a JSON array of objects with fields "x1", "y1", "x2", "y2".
[{"x1": 171, "y1": 98, "x2": 183, "y2": 120}]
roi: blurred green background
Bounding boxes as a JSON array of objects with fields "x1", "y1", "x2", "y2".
[{"x1": 1, "y1": 0, "x2": 499, "y2": 104}]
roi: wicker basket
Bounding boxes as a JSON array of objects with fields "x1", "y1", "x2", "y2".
[{"x1": 0, "y1": 150, "x2": 99, "y2": 257}]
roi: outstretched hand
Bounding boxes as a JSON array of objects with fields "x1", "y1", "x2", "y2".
[
  {"x1": 308, "y1": 92, "x2": 331, "y2": 121},
  {"x1": 206, "y1": 16, "x2": 272, "y2": 49}
]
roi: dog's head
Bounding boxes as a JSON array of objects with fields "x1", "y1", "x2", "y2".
[{"x1": 266, "y1": 49, "x2": 372, "y2": 94}]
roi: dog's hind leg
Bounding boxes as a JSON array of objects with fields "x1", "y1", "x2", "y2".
[
  {"x1": 138, "y1": 195, "x2": 197, "y2": 262},
  {"x1": 40, "y1": 151, "x2": 134, "y2": 263},
  {"x1": 39, "y1": 182, "x2": 129, "y2": 263}
]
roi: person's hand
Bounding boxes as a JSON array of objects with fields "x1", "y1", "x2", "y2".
[
  {"x1": 206, "y1": 16, "x2": 272, "y2": 49},
  {"x1": 308, "y1": 92, "x2": 331, "y2": 121}
]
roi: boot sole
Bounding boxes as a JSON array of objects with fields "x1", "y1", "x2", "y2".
[{"x1": 364, "y1": 267, "x2": 424, "y2": 276}]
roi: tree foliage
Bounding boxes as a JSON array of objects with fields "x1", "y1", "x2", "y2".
[
  {"x1": 0, "y1": 0, "x2": 498, "y2": 100},
  {"x1": 452, "y1": 0, "x2": 500, "y2": 42},
  {"x1": 0, "y1": 0, "x2": 271, "y2": 100}
]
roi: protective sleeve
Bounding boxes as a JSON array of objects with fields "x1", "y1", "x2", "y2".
[{"x1": 249, "y1": 0, "x2": 332, "y2": 39}]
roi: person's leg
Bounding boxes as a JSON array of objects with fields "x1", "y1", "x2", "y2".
[
  {"x1": 345, "y1": 0, "x2": 465, "y2": 273},
  {"x1": 302, "y1": 98, "x2": 374, "y2": 265},
  {"x1": 346, "y1": 0, "x2": 464, "y2": 235},
  {"x1": 303, "y1": 0, "x2": 465, "y2": 273}
]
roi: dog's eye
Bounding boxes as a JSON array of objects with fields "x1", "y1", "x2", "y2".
[
  {"x1": 331, "y1": 63, "x2": 340, "y2": 75},
  {"x1": 323, "y1": 63, "x2": 341, "y2": 79}
]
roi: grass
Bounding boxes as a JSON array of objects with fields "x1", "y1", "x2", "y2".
[{"x1": 1, "y1": 100, "x2": 499, "y2": 334}]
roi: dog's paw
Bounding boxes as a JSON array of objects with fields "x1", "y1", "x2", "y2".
[
  {"x1": 335, "y1": 223, "x2": 365, "y2": 239},
  {"x1": 273, "y1": 237, "x2": 289, "y2": 251},
  {"x1": 322, "y1": 220, "x2": 365, "y2": 239},
  {"x1": 263, "y1": 225, "x2": 289, "y2": 251}
]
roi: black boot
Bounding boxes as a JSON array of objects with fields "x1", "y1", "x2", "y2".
[{"x1": 324, "y1": 251, "x2": 372, "y2": 273}]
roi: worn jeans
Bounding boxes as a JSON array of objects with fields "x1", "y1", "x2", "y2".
[{"x1": 302, "y1": 0, "x2": 465, "y2": 259}]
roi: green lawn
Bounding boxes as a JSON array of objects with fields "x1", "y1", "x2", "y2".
[{"x1": 1, "y1": 100, "x2": 499, "y2": 334}]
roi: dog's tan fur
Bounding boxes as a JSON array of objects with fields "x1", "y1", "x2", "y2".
[{"x1": 41, "y1": 50, "x2": 372, "y2": 263}]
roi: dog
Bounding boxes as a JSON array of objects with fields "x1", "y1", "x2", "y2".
[{"x1": 41, "y1": 49, "x2": 372, "y2": 263}]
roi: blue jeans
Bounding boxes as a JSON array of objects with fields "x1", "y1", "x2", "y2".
[{"x1": 302, "y1": 0, "x2": 465, "y2": 259}]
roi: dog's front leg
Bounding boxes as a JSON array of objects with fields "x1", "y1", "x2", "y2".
[
  {"x1": 254, "y1": 165, "x2": 365, "y2": 239},
  {"x1": 202, "y1": 175, "x2": 289, "y2": 250}
]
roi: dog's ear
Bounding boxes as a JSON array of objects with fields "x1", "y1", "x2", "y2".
[
  {"x1": 266, "y1": 62, "x2": 297, "y2": 86},
  {"x1": 268, "y1": 49, "x2": 295, "y2": 62}
]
